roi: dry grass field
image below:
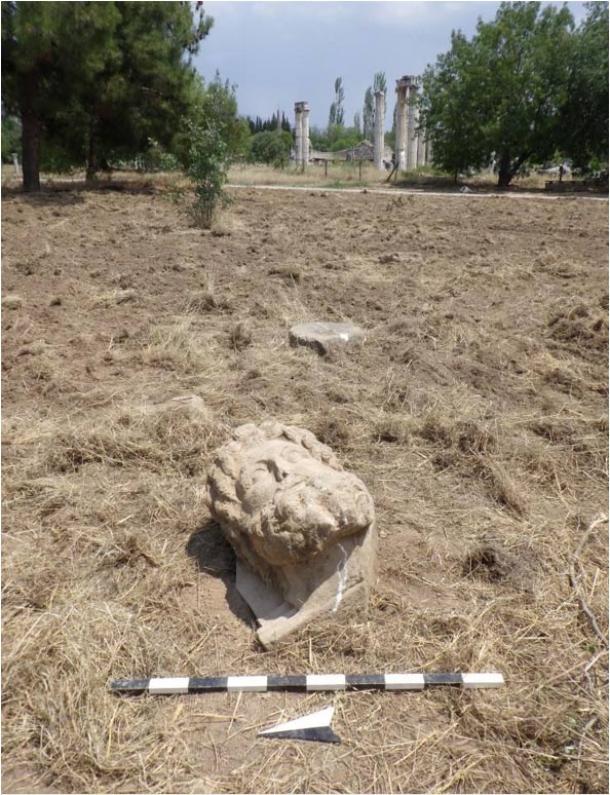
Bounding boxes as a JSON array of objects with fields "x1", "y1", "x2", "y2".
[
  {"x1": 227, "y1": 162, "x2": 557, "y2": 191},
  {"x1": 2, "y1": 176, "x2": 608, "y2": 794}
]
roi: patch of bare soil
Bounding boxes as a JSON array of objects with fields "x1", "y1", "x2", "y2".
[{"x1": 2, "y1": 180, "x2": 608, "y2": 793}]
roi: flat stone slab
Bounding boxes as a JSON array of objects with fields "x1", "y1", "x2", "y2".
[{"x1": 289, "y1": 322, "x2": 365, "y2": 355}]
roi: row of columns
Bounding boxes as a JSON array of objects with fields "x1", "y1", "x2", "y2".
[
  {"x1": 294, "y1": 74, "x2": 431, "y2": 172},
  {"x1": 294, "y1": 101, "x2": 310, "y2": 170},
  {"x1": 395, "y1": 75, "x2": 431, "y2": 171}
]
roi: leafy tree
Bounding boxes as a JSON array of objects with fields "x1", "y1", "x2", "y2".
[
  {"x1": 249, "y1": 130, "x2": 292, "y2": 167},
  {"x1": 421, "y1": 1, "x2": 576, "y2": 186},
  {"x1": 373, "y1": 71, "x2": 387, "y2": 95},
  {"x1": 558, "y1": 2, "x2": 608, "y2": 169},
  {"x1": 187, "y1": 118, "x2": 229, "y2": 228},
  {"x1": 327, "y1": 126, "x2": 361, "y2": 152},
  {"x1": 182, "y1": 71, "x2": 248, "y2": 226},
  {"x1": 310, "y1": 123, "x2": 361, "y2": 152},
  {"x1": 1, "y1": 2, "x2": 120, "y2": 190},
  {"x1": 62, "y1": 2, "x2": 213, "y2": 180},
  {"x1": 328, "y1": 76, "x2": 345, "y2": 130},
  {"x1": 1, "y1": 1, "x2": 213, "y2": 190},
  {"x1": 247, "y1": 112, "x2": 290, "y2": 134},
  {"x1": 363, "y1": 74, "x2": 385, "y2": 142},
  {"x1": 353, "y1": 112, "x2": 361, "y2": 135},
  {"x1": 193, "y1": 71, "x2": 249, "y2": 160},
  {"x1": 1, "y1": 115, "x2": 21, "y2": 163},
  {"x1": 362, "y1": 86, "x2": 374, "y2": 140}
]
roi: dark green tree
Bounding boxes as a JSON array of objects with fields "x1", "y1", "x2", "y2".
[
  {"x1": 363, "y1": 74, "x2": 385, "y2": 142},
  {"x1": 181, "y1": 71, "x2": 249, "y2": 163},
  {"x1": 1, "y1": 2, "x2": 120, "y2": 190},
  {"x1": 1, "y1": 115, "x2": 21, "y2": 163},
  {"x1": 1, "y1": 1, "x2": 213, "y2": 190},
  {"x1": 60, "y1": 2, "x2": 213, "y2": 180},
  {"x1": 373, "y1": 71, "x2": 387, "y2": 95},
  {"x1": 181, "y1": 70, "x2": 249, "y2": 226},
  {"x1": 362, "y1": 86, "x2": 374, "y2": 140},
  {"x1": 328, "y1": 76, "x2": 345, "y2": 130},
  {"x1": 558, "y1": 2, "x2": 608, "y2": 168},
  {"x1": 421, "y1": 2, "x2": 576, "y2": 186},
  {"x1": 249, "y1": 130, "x2": 292, "y2": 167},
  {"x1": 247, "y1": 112, "x2": 290, "y2": 134}
]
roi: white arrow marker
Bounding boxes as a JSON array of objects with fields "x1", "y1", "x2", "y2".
[{"x1": 258, "y1": 705, "x2": 340, "y2": 743}]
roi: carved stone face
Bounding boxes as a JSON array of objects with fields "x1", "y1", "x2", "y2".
[
  {"x1": 206, "y1": 422, "x2": 375, "y2": 573},
  {"x1": 236, "y1": 438, "x2": 374, "y2": 566}
]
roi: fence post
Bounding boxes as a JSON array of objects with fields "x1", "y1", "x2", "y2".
[
  {"x1": 358, "y1": 160, "x2": 362, "y2": 181},
  {"x1": 324, "y1": 160, "x2": 328, "y2": 178}
]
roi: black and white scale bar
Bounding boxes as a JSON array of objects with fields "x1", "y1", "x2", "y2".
[{"x1": 110, "y1": 672, "x2": 504, "y2": 695}]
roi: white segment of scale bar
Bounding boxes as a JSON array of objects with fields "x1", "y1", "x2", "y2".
[
  {"x1": 306, "y1": 674, "x2": 346, "y2": 691},
  {"x1": 384, "y1": 674, "x2": 425, "y2": 690},
  {"x1": 227, "y1": 675, "x2": 268, "y2": 692},
  {"x1": 461, "y1": 673, "x2": 505, "y2": 688},
  {"x1": 148, "y1": 677, "x2": 190, "y2": 694}
]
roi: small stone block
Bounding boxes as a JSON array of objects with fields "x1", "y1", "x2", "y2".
[{"x1": 289, "y1": 322, "x2": 365, "y2": 355}]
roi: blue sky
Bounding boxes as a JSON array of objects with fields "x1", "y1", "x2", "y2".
[{"x1": 194, "y1": 1, "x2": 589, "y2": 131}]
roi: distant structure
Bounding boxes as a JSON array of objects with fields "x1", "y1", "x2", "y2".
[
  {"x1": 294, "y1": 101, "x2": 310, "y2": 170},
  {"x1": 395, "y1": 75, "x2": 431, "y2": 170},
  {"x1": 310, "y1": 141, "x2": 392, "y2": 164},
  {"x1": 292, "y1": 74, "x2": 432, "y2": 172}
]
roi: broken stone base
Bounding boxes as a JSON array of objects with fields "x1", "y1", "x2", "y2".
[{"x1": 236, "y1": 525, "x2": 376, "y2": 648}]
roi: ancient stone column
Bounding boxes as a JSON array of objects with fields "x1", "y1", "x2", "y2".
[
  {"x1": 373, "y1": 90, "x2": 385, "y2": 171},
  {"x1": 395, "y1": 77, "x2": 409, "y2": 172},
  {"x1": 407, "y1": 80, "x2": 419, "y2": 170},
  {"x1": 301, "y1": 102, "x2": 310, "y2": 171},
  {"x1": 294, "y1": 102, "x2": 303, "y2": 168}
]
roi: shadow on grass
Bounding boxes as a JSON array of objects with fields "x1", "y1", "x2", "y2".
[
  {"x1": 390, "y1": 173, "x2": 609, "y2": 196},
  {"x1": 1, "y1": 175, "x2": 167, "y2": 205},
  {"x1": 186, "y1": 519, "x2": 254, "y2": 627}
]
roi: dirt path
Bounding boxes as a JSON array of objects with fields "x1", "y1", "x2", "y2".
[{"x1": 228, "y1": 182, "x2": 609, "y2": 201}]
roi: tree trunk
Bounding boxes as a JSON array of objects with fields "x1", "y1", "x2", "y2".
[
  {"x1": 86, "y1": 118, "x2": 98, "y2": 183},
  {"x1": 21, "y1": 110, "x2": 41, "y2": 193},
  {"x1": 497, "y1": 152, "x2": 512, "y2": 188}
]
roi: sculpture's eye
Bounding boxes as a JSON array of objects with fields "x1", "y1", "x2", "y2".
[
  {"x1": 267, "y1": 459, "x2": 287, "y2": 482},
  {"x1": 251, "y1": 462, "x2": 271, "y2": 483},
  {"x1": 282, "y1": 447, "x2": 307, "y2": 465}
]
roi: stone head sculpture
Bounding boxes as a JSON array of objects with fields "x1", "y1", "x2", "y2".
[{"x1": 205, "y1": 421, "x2": 376, "y2": 645}]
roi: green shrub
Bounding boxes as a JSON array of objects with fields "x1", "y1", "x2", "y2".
[
  {"x1": 1, "y1": 116, "x2": 21, "y2": 163},
  {"x1": 186, "y1": 119, "x2": 231, "y2": 228},
  {"x1": 249, "y1": 130, "x2": 292, "y2": 168}
]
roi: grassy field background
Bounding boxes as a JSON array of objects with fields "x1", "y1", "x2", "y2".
[{"x1": 2, "y1": 175, "x2": 608, "y2": 793}]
